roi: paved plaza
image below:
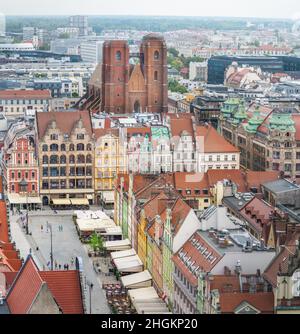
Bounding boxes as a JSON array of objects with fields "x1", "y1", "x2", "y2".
[{"x1": 9, "y1": 210, "x2": 110, "y2": 314}]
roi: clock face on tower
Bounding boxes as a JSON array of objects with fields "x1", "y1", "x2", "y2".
[{"x1": 292, "y1": 269, "x2": 300, "y2": 297}]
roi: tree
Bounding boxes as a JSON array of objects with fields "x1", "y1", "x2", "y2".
[
  {"x1": 168, "y1": 47, "x2": 179, "y2": 58},
  {"x1": 168, "y1": 80, "x2": 188, "y2": 94},
  {"x1": 89, "y1": 233, "x2": 104, "y2": 252},
  {"x1": 72, "y1": 92, "x2": 79, "y2": 98},
  {"x1": 58, "y1": 33, "x2": 70, "y2": 39}
]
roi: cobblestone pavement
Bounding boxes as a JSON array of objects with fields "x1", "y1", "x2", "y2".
[{"x1": 9, "y1": 211, "x2": 110, "y2": 314}]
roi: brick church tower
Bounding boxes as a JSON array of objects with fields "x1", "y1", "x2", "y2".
[{"x1": 99, "y1": 34, "x2": 168, "y2": 114}]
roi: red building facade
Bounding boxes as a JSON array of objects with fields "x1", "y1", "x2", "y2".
[
  {"x1": 3, "y1": 136, "x2": 39, "y2": 195},
  {"x1": 100, "y1": 34, "x2": 168, "y2": 114}
]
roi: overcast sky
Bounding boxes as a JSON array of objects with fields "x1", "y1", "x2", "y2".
[{"x1": 1, "y1": 0, "x2": 300, "y2": 19}]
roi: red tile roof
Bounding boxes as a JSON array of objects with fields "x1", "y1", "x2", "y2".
[
  {"x1": 209, "y1": 275, "x2": 241, "y2": 292},
  {"x1": 219, "y1": 292, "x2": 274, "y2": 313},
  {"x1": 207, "y1": 170, "x2": 247, "y2": 192},
  {"x1": 94, "y1": 128, "x2": 119, "y2": 139},
  {"x1": 7, "y1": 256, "x2": 84, "y2": 314},
  {"x1": 0, "y1": 201, "x2": 9, "y2": 243},
  {"x1": 36, "y1": 111, "x2": 93, "y2": 139},
  {"x1": 0, "y1": 89, "x2": 51, "y2": 99},
  {"x1": 196, "y1": 124, "x2": 239, "y2": 153},
  {"x1": 245, "y1": 171, "x2": 280, "y2": 191},
  {"x1": 40, "y1": 271, "x2": 84, "y2": 314},
  {"x1": 173, "y1": 172, "x2": 209, "y2": 197},
  {"x1": 264, "y1": 232, "x2": 300, "y2": 287},
  {"x1": 173, "y1": 232, "x2": 222, "y2": 286},
  {"x1": 171, "y1": 198, "x2": 192, "y2": 235},
  {"x1": 7, "y1": 257, "x2": 43, "y2": 314},
  {"x1": 168, "y1": 114, "x2": 195, "y2": 140},
  {"x1": 239, "y1": 197, "x2": 274, "y2": 234}
]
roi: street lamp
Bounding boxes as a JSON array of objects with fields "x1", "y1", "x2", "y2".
[
  {"x1": 87, "y1": 281, "x2": 94, "y2": 314},
  {"x1": 47, "y1": 221, "x2": 54, "y2": 271},
  {"x1": 19, "y1": 178, "x2": 29, "y2": 235}
]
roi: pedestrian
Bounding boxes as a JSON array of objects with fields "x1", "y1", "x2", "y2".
[
  {"x1": 41, "y1": 224, "x2": 43, "y2": 233},
  {"x1": 61, "y1": 225, "x2": 63, "y2": 232},
  {"x1": 36, "y1": 246, "x2": 39, "y2": 251},
  {"x1": 59, "y1": 264, "x2": 61, "y2": 270},
  {"x1": 29, "y1": 248, "x2": 32, "y2": 254},
  {"x1": 47, "y1": 261, "x2": 51, "y2": 269},
  {"x1": 66, "y1": 264, "x2": 69, "y2": 270},
  {"x1": 71, "y1": 257, "x2": 74, "y2": 267}
]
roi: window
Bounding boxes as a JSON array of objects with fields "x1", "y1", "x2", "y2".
[
  {"x1": 69, "y1": 155, "x2": 75, "y2": 164},
  {"x1": 42, "y1": 156, "x2": 48, "y2": 164},
  {"x1": 209, "y1": 155, "x2": 212, "y2": 162},
  {"x1": 116, "y1": 51, "x2": 121, "y2": 61},
  {"x1": 60, "y1": 155, "x2": 66, "y2": 164},
  {"x1": 297, "y1": 152, "x2": 300, "y2": 160},
  {"x1": 42, "y1": 168, "x2": 48, "y2": 177},
  {"x1": 273, "y1": 151, "x2": 280, "y2": 159},
  {"x1": 50, "y1": 144, "x2": 58, "y2": 152},
  {"x1": 12, "y1": 172, "x2": 15, "y2": 179},
  {"x1": 50, "y1": 155, "x2": 59, "y2": 164},
  {"x1": 285, "y1": 164, "x2": 292, "y2": 172},
  {"x1": 42, "y1": 144, "x2": 48, "y2": 152},
  {"x1": 32, "y1": 184, "x2": 35, "y2": 191},
  {"x1": 154, "y1": 50, "x2": 159, "y2": 60},
  {"x1": 232, "y1": 155, "x2": 236, "y2": 161},
  {"x1": 296, "y1": 164, "x2": 300, "y2": 172},
  {"x1": 77, "y1": 155, "x2": 85, "y2": 164},
  {"x1": 11, "y1": 184, "x2": 15, "y2": 192},
  {"x1": 50, "y1": 134, "x2": 58, "y2": 140},
  {"x1": 77, "y1": 134, "x2": 84, "y2": 140},
  {"x1": 69, "y1": 144, "x2": 75, "y2": 151},
  {"x1": 154, "y1": 71, "x2": 158, "y2": 81},
  {"x1": 285, "y1": 152, "x2": 292, "y2": 160},
  {"x1": 77, "y1": 143, "x2": 85, "y2": 151},
  {"x1": 61, "y1": 144, "x2": 66, "y2": 151}
]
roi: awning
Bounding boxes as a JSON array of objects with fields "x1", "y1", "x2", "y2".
[
  {"x1": 52, "y1": 199, "x2": 71, "y2": 205},
  {"x1": 121, "y1": 270, "x2": 152, "y2": 289},
  {"x1": 113, "y1": 255, "x2": 143, "y2": 273},
  {"x1": 111, "y1": 248, "x2": 136, "y2": 260},
  {"x1": 104, "y1": 239, "x2": 132, "y2": 251},
  {"x1": 7, "y1": 194, "x2": 42, "y2": 205},
  {"x1": 76, "y1": 218, "x2": 115, "y2": 232},
  {"x1": 128, "y1": 287, "x2": 170, "y2": 314},
  {"x1": 102, "y1": 192, "x2": 114, "y2": 203},
  {"x1": 70, "y1": 198, "x2": 89, "y2": 206}
]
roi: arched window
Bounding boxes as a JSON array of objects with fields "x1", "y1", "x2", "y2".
[
  {"x1": 86, "y1": 154, "x2": 92, "y2": 164},
  {"x1": 61, "y1": 144, "x2": 66, "y2": 151},
  {"x1": 50, "y1": 155, "x2": 58, "y2": 164},
  {"x1": 116, "y1": 51, "x2": 121, "y2": 61},
  {"x1": 60, "y1": 155, "x2": 66, "y2": 164},
  {"x1": 42, "y1": 155, "x2": 48, "y2": 164},
  {"x1": 42, "y1": 144, "x2": 48, "y2": 152},
  {"x1": 69, "y1": 155, "x2": 75, "y2": 164},
  {"x1": 77, "y1": 154, "x2": 85, "y2": 164},
  {"x1": 154, "y1": 71, "x2": 158, "y2": 81},
  {"x1": 69, "y1": 144, "x2": 75, "y2": 151},
  {"x1": 50, "y1": 144, "x2": 58, "y2": 152},
  {"x1": 134, "y1": 100, "x2": 141, "y2": 113},
  {"x1": 87, "y1": 144, "x2": 92, "y2": 151},
  {"x1": 77, "y1": 143, "x2": 85, "y2": 151},
  {"x1": 154, "y1": 50, "x2": 159, "y2": 60}
]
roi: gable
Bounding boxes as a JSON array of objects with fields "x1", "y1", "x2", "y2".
[
  {"x1": 128, "y1": 64, "x2": 146, "y2": 92},
  {"x1": 29, "y1": 282, "x2": 60, "y2": 314},
  {"x1": 234, "y1": 301, "x2": 261, "y2": 314}
]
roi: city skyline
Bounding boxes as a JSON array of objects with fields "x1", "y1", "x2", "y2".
[{"x1": 1, "y1": 0, "x2": 300, "y2": 20}]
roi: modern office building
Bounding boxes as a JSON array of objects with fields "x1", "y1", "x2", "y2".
[
  {"x1": 80, "y1": 40, "x2": 104, "y2": 64},
  {"x1": 207, "y1": 55, "x2": 283, "y2": 84}
]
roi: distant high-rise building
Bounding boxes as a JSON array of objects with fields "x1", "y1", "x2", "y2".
[
  {"x1": 0, "y1": 13, "x2": 5, "y2": 37},
  {"x1": 69, "y1": 15, "x2": 88, "y2": 36},
  {"x1": 23, "y1": 27, "x2": 35, "y2": 41}
]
